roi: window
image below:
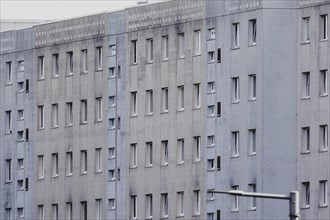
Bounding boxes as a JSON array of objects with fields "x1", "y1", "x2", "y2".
[
  {"x1": 38, "y1": 56, "x2": 44, "y2": 79},
  {"x1": 177, "y1": 86, "x2": 184, "y2": 111},
  {"x1": 67, "y1": 51, "x2": 74, "y2": 75},
  {"x1": 130, "y1": 195, "x2": 137, "y2": 219},
  {"x1": 208, "y1": 51, "x2": 215, "y2": 63},
  {"x1": 95, "y1": 199, "x2": 102, "y2": 220},
  {"x1": 177, "y1": 191, "x2": 184, "y2": 217},
  {"x1": 320, "y1": 70, "x2": 328, "y2": 96},
  {"x1": 231, "y1": 131, "x2": 239, "y2": 157},
  {"x1": 207, "y1": 159, "x2": 215, "y2": 171},
  {"x1": 232, "y1": 23, "x2": 240, "y2": 48},
  {"x1": 217, "y1": 156, "x2": 221, "y2": 171},
  {"x1": 145, "y1": 142, "x2": 153, "y2": 167},
  {"x1": 207, "y1": 82, "x2": 215, "y2": 93},
  {"x1": 194, "y1": 136, "x2": 201, "y2": 162},
  {"x1": 320, "y1": 14, "x2": 328, "y2": 40},
  {"x1": 161, "y1": 87, "x2": 169, "y2": 113},
  {"x1": 51, "y1": 153, "x2": 59, "y2": 177},
  {"x1": 177, "y1": 33, "x2": 185, "y2": 58},
  {"x1": 81, "y1": 49, "x2": 88, "y2": 73},
  {"x1": 249, "y1": 19, "x2": 257, "y2": 45},
  {"x1": 5, "y1": 159, "x2": 12, "y2": 182},
  {"x1": 231, "y1": 185, "x2": 239, "y2": 211},
  {"x1": 109, "y1": 169, "x2": 115, "y2": 181},
  {"x1": 52, "y1": 53, "x2": 59, "y2": 77},
  {"x1": 193, "y1": 190, "x2": 200, "y2": 215},
  {"x1": 145, "y1": 194, "x2": 153, "y2": 219},
  {"x1": 207, "y1": 213, "x2": 214, "y2": 220},
  {"x1": 51, "y1": 104, "x2": 59, "y2": 128},
  {"x1": 109, "y1": 147, "x2": 115, "y2": 159},
  {"x1": 302, "y1": 127, "x2": 310, "y2": 153},
  {"x1": 37, "y1": 155, "x2": 44, "y2": 179},
  {"x1": 302, "y1": 17, "x2": 310, "y2": 43},
  {"x1": 17, "y1": 208, "x2": 24, "y2": 218},
  {"x1": 80, "y1": 99, "x2": 88, "y2": 124},
  {"x1": 52, "y1": 204, "x2": 58, "y2": 220},
  {"x1": 109, "y1": 44, "x2": 116, "y2": 56},
  {"x1": 161, "y1": 193, "x2": 168, "y2": 218},
  {"x1": 25, "y1": 79, "x2": 29, "y2": 93},
  {"x1": 131, "y1": 40, "x2": 138, "y2": 64},
  {"x1": 319, "y1": 180, "x2": 328, "y2": 207},
  {"x1": 146, "y1": 38, "x2": 153, "y2": 63},
  {"x1": 232, "y1": 77, "x2": 240, "y2": 103},
  {"x1": 161, "y1": 140, "x2": 169, "y2": 165},
  {"x1": 95, "y1": 46, "x2": 102, "y2": 70},
  {"x1": 17, "y1": 131, "x2": 24, "y2": 142},
  {"x1": 248, "y1": 129, "x2": 256, "y2": 155},
  {"x1": 209, "y1": 28, "x2": 216, "y2": 39},
  {"x1": 131, "y1": 92, "x2": 137, "y2": 116},
  {"x1": 80, "y1": 150, "x2": 87, "y2": 174},
  {"x1": 249, "y1": 74, "x2": 257, "y2": 100},
  {"x1": 66, "y1": 202, "x2": 72, "y2": 220},
  {"x1": 320, "y1": 125, "x2": 328, "y2": 151},
  {"x1": 17, "y1": 158, "x2": 24, "y2": 169},
  {"x1": 302, "y1": 72, "x2": 311, "y2": 98},
  {"x1": 66, "y1": 102, "x2": 73, "y2": 126},
  {"x1": 5, "y1": 110, "x2": 12, "y2": 134},
  {"x1": 108, "y1": 118, "x2": 115, "y2": 130},
  {"x1": 130, "y1": 143, "x2": 137, "y2": 168},
  {"x1": 17, "y1": 81, "x2": 24, "y2": 92},
  {"x1": 194, "y1": 84, "x2": 201, "y2": 109},
  {"x1": 248, "y1": 184, "x2": 257, "y2": 210},
  {"x1": 208, "y1": 105, "x2": 215, "y2": 117},
  {"x1": 38, "y1": 105, "x2": 44, "y2": 129},
  {"x1": 17, "y1": 109, "x2": 24, "y2": 120},
  {"x1": 194, "y1": 30, "x2": 201, "y2": 55},
  {"x1": 5, "y1": 61, "x2": 12, "y2": 85},
  {"x1": 145, "y1": 90, "x2": 153, "y2": 115},
  {"x1": 109, "y1": 96, "x2": 116, "y2": 108},
  {"x1": 95, "y1": 97, "x2": 102, "y2": 122},
  {"x1": 302, "y1": 182, "x2": 310, "y2": 208},
  {"x1": 25, "y1": 177, "x2": 29, "y2": 191},
  {"x1": 66, "y1": 152, "x2": 73, "y2": 176},
  {"x1": 208, "y1": 135, "x2": 215, "y2": 148},
  {"x1": 17, "y1": 60, "x2": 24, "y2": 71},
  {"x1": 217, "y1": 102, "x2": 221, "y2": 117},
  {"x1": 177, "y1": 139, "x2": 184, "y2": 164},
  {"x1": 80, "y1": 201, "x2": 87, "y2": 220},
  {"x1": 109, "y1": 199, "x2": 116, "y2": 210},
  {"x1": 162, "y1": 35, "x2": 169, "y2": 60},
  {"x1": 38, "y1": 205, "x2": 44, "y2": 220},
  {"x1": 217, "y1": 48, "x2": 221, "y2": 63},
  {"x1": 108, "y1": 67, "x2": 115, "y2": 78},
  {"x1": 95, "y1": 148, "x2": 102, "y2": 173}
]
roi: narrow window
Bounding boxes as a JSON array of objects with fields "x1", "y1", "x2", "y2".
[
  {"x1": 130, "y1": 195, "x2": 137, "y2": 219},
  {"x1": 302, "y1": 72, "x2": 311, "y2": 98},
  {"x1": 208, "y1": 135, "x2": 215, "y2": 148},
  {"x1": 146, "y1": 38, "x2": 153, "y2": 63},
  {"x1": 177, "y1": 191, "x2": 184, "y2": 217},
  {"x1": 319, "y1": 180, "x2": 328, "y2": 207},
  {"x1": 131, "y1": 92, "x2": 137, "y2": 116},
  {"x1": 249, "y1": 19, "x2": 257, "y2": 45},
  {"x1": 38, "y1": 205, "x2": 44, "y2": 220},
  {"x1": 208, "y1": 51, "x2": 215, "y2": 63},
  {"x1": 194, "y1": 84, "x2": 201, "y2": 109},
  {"x1": 249, "y1": 74, "x2": 257, "y2": 100},
  {"x1": 95, "y1": 46, "x2": 102, "y2": 70},
  {"x1": 207, "y1": 213, "x2": 215, "y2": 220},
  {"x1": 25, "y1": 129, "x2": 29, "y2": 141},
  {"x1": 302, "y1": 127, "x2": 310, "y2": 153},
  {"x1": 217, "y1": 210, "x2": 221, "y2": 220},
  {"x1": 17, "y1": 158, "x2": 24, "y2": 169},
  {"x1": 320, "y1": 125, "x2": 328, "y2": 151},
  {"x1": 52, "y1": 53, "x2": 59, "y2": 77},
  {"x1": 5, "y1": 159, "x2": 12, "y2": 182},
  {"x1": 193, "y1": 190, "x2": 200, "y2": 215},
  {"x1": 161, "y1": 87, "x2": 169, "y2": 113},
  {"x1": 38, "y1": 56, "x2": 44, "y2": 79},
  {"x1": 194, "y1": 136, "x2": 201, "y2": 162},
  {"x1": 217, "y1": 48, "x2": 221, "y2": 63},
  {"x1": 231, "y1": 185, "x2": 239, "y2": 211},
  {"x1": 95, "y1": 199, "x2": 102, "y2": 220},
  {"x1": 80, "y1": 150, "x2": 87, "y2": 174},
  {"x1": 108, "y1": 67, "x2": 115, "y2": 78},
  {"x1": 66, "y1": 152, "x2": 73, "y2": 176},
  {"x1": 51, "y1": 153, "x2": 58, "y2": 177},
  {"x1": 6, "y1": 61, "x2": 12, "y2": 85},
  {"x1": 52, "y1": 204, "x2": 58, "y2": 220},
  {"x1": 217, "y1": 102, "x2": 221, "y2": 117},
  {"x1": 5, "y1": 110, "x2": 12, "y2": 134},
  {"x1": 51, "y1": 103, "x2": 59, "y2": 128},
  {"x1": 248, "y1": 184, "x2": 257, "y2": 210},
  {"x1": 38, "y1": 105, "x2": 44, "y2": 129},
  {"x1": 320, "y1": 70, "x2": 328, "y2": 96},
  {"x1": 130, "y1": 143, "x2": 137, "y2": 168},
  {"x1": 145, "y1": 142, "x2": 153, "y2": 167},
  {"x1": 145, "y1": 194, "x2": 153, "y2": 219},
  {"x1": 302, "y1": 182, "x2": 310, "y2": 208},
  {"x1": 232, "y1": 23, "x2": 240, "y2": 48},
  {"x1": 109, "y1": 44, "x2": 116, "y2": 56},
  {"x1": 18, "y1": 110, "x2": 24, "y2": 120},
  {"x1": 18, "y1": 60, "x2": 24, "y2": 71},
  {"x1": 17, "y1": 81, "x2": 24, "y2": 92},
  {"x1": 162, "y1": 35, "x2": 169, "y2": 60},
  {"x1": 109, "y1": 96, "x2": 116, "y2": 108},
  {"x1": 108, "y1": 118, "x2": 115, "y2": 129},
  {"x1": 232, "y1": 77, "x2": 240, "y2": 103},
  {"x1": 177, "y1": 86, "x2": 184, "y2": 111},
  {"x1": 66, "y1": 102, "x2": 73, "y2": 126},
  {"x1": 231, "y1": 131, "x2": 239, "y2": 157},
  {"x1": 161, "y1": 140, "x2": 169, "y2": 165},
  {"x1": 146, "y1": 90, "x2": 153, "y2": 115},
  {"x1": 17, "y1": 208, "x2": 24, "y2": 218},
  {"x1": 109, "y1": 169, "x2": 115, "y2": 181},
  {"x1": 17, "y1": 131, "x2": 24, "y2": 142},
  {"x1": 320, "y1": 14, "x2": 328, "y2": 40},
  {"x1": 95, "y1": 97, "x2": 103, "y2": 122},
  {"x1": 37, "y1": 155, "x2": 44, "y2": 179},
  {"x1": 302, "y1": 17, "x2": 310, "y2": 43},
  {"x1": 109, "y1": 147, "x2": 115, "y2": 159},
  {"x1": 161, "y1": 193, "x2": 168, "y2": 218},
  {"x1": 81, "y1": 49, "x2": 88, "y2": 73},
  {"x1": 25, "y1": 178, "x2": 29, "y2": 191},
  {"x1": 217, "y1": 156, "x2": 221, "y2": 171},
  {"x1": 177, "y1": 33, "x2": 185, "y2": 58},
  {"x1": 209, "y1": 28, "x2": 216, "y2": 39},
  {"x1": 131, "y1": 40, "x2": 138, "y2": 64},
  {"x1": 95, "y1": 148, "x2": 102, "y2": 173},
  {"x1": 177, "y1": 139, "x2": 184, "y2": 164},
  {"x1": 80, "y1": 201, "x2": 87, "y2": 220},
  {"x1": 25, "y1": 79, "x2": 29, "y2": 93},
  {"x1": 248, "y1": 129, "x2": 257, "y2": 155},
  {"x1": 207, "y1": 159, "x2": 215, "y2": 171},
  {"x1": 67, "y1": 51, "x2": 74, "y2": 75},
  {"x1": 194, "y1": 30, "x2": 201, "y2": 55},
  {"x1": 66, "y1": 202, "x2": 72, "y2": 220},
  {"x1": 208, "y1": 82, "x2": 215, "y2": 93},
  {"x1": 208, "y1": 105, "x2": 215, "y2": 117},
  {"x1": 80, "y1": 99, "x2": 88, "y2": 124}
]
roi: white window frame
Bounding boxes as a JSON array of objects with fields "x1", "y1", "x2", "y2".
[
  {"x1": 95, "y1": 97, "x2": 103, "y2": 122},
  {"x1": 319, "y1": 180, "x2": 328, "y2": 207},
  {"x1": 130, "y1": 144, "x2": 137, "y2": 168},
  {"x1": 249, "y1": 74, "x2": 257, "y2": 100},
  {"x1": 232, "y1": 23, "x2": 240, "y2": 49},
  {"x1": 177, "y1": 86, "x2": 184, "y2": 111},
  {"x1": 193, "y1": 136, "x2": 201, "y2": 162},
  {"x1": 320, "y1": 14, "x2": 328, "y2": 41},
  {"x1": 320, "y1": 69, "x2": 328, "y2": 96},
  {"x1": 161, "y1": 193, "x2": 168, "y2": 218},
  {"x1": 131, "y1": 92, "x2": 137, "y2": 116},
  {"x1": 177, "y1": 191, "x2": 184, "y2": 217},
  {"x1": 248, "y1": 184, "x2": 257, "y2": 210},
  {"x1": 17, "y1": 109, "x2": 24, "y2": 121},
  {"x1": 51, "y1": 103, "x2": 59, "y2": 128},
  {"x1": 207, "y1": 51, "x2": 215, "y2": 63},
  {"x1": 145, "y1": 142, "x2": 153, "y2": 167},
  {"x1": 95, "y1": 199, "x2": 102, "y2": 220},
  {"x1": 66, "y1": 102, "x2": 73, "y2": 126},
  {"x1": 80, "y1": 99, "x2": 88, "y2": 124},
  {"x1": 81, "y1": 49, "x2": 88, "y2": 74},
  {"x1": 38, "y1": 105, "x2": 44, "y2": 129},
  {"x1": 130, "y1": 195, "x2": 137, "y2": 219},
  {"x1": 302, "y1": 72, "x2": 311, "y2": 98},
  {"x1": 6, "y1": 61, "x2": 12, "y2": 85},
  {"x1": 145, "y1": 90, "x2": 153, "y2": 115},
  {"x1": 177, "y1": 139, "x2": 184, "y2": 164},
  {"x1": 208, "y1": 105, "x2": 215, "y2": 117},
  {"x1": 66, "y1": 202, "x2": 72, "y2": 220},
  {"x1": 109, "y1": 96, "x2": 116, "y2": 108},
  {"x1": 249, "y1": 19, "x2": 257, "y2": 45},
  {"x1": 302, "y1": 17, "x2": 311, "y2": 43},
  {"x1": 161, "y1": 87, "x2": 169, "y2": 113},
  {"x1": 109, "y1": 44, "x2": 116, "y2": 56},
  {"x1": 231, "y1": 185, "x2": 239, "y2": 211},
  {"x1": 5, "y1": 110, "x2": 12, "y2": 134},
  {"x1": 66, "y1": 51, "x2": 74, "y2": 75},
  {"x1": 193, "y1": 190, "x2": 200, "y2": 216},
  {"x1": 232, "y1": 77, "x2": 240, "y2": 103},
  {"x1": 302, "y1": 181, "x2": 310, "y2": 208},
  {"x1": 194, "y1": 30, "x2": 201, "y2": 55},
  {"x1": 38, "y1": 56, "x2": 44, "y2": 79},
  {"x1": 207, "y1": 159, "x2": 215, "y2": 171},
  {"x1": 95, "y1": 46, "x2": 103, "y2": 71},
  {"x1": 145, "y1": 194, "x2": 153, "y2": 219},
  {"x1": 108, "y1": 118, "x2": 115, "y2": 130},
  {"x1": 37, "y1": 155, "x2": 44, "y2": 179},
  {"x1": 209, "y1": 28, "x2": 216, "y2": 40},
  {"x1": 146, "y1": 38, "x2": 153, "y2": 63},
  {"x1": 302, "y1": 127, "x2": 310, "y2": 153},
  {"x1": 95, "y1": 148, "x2": 102, "y2": 173},
  {"x1": 52, "y1": 204, "x2": 58, "y2": 220},
  {"x1": 66, "y1": 152, "x2": 73, "y2": 176},
  {"x1": 51, "y1": 153, "x2": 59, "y2": 177},
  {"x1": 208, "y1": 135, "x2": 215, "y2": 148},
  {"x1": 194, "y1": 84, "x2": 201, "y2": 109},
  {"x1": 248, "y1": 129, "x2": 257, "y2": 155},
  {"x1": 162, "y1": 35, "x2": 169, "y2": 60},
  {"x1": 17, "y1": 158, "x2": 24, "y2": 169},
  {"x1": 177, "y1": 33, "x2": 185, "y2": 58},
  {"x1": 231, "y1": 131, "x2": 239, "y2": 157},
  {"x1": 17, "y1": 208, "x2": 24, "y2": 219},
  {"x1": 80, "y1": 150, "x2": 87, "y2": 174},
  {"x1": 131, "y1": 40, "x2": 138, "y2": 64},
  {"x1": 5, "y1": 159, "x2": 12, "y2": 182},
  {"x1": 161, "y1": 140, "x2": 169, "y2": 165},
  {"x1": 207, "y1": 81, "x2": 215, "y2": 94},
  {"x1": 38, "y1": 205, "x2": 44, "y2": 220},
  {"x1": 52, "y1": 53, "x2": 59, "y2": 77},
  {"x1": 320, "y1": 125, "x2": 328, "y2": 151}
]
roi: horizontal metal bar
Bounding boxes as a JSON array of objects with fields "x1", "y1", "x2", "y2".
[{"x1": 208, "y1": 190, "x2": 290, "y2": 200}]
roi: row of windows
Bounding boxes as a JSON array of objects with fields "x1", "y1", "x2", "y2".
[
  {"x1": 4, "y1": 60, "x2": 25, "y2": 85},
  {"x1": 301, "y1": 70, "x2": 328, "y2": 98},
  {"x1": 301, "y1": 180, "x2": 328, "y2": 209},
  {"x1": 302, "y1": 14, "x2": 328, "y2": 43},
  {"x1": 301, "y1": 125, "x2": 329, "y2": 153}
]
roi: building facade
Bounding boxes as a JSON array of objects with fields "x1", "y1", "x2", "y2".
[{"x1": 0, "y1": 0, "x2": 329, "y2": 220}]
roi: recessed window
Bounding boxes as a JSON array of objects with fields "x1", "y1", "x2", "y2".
[
  {"x1": 66, "y1": 102, "x2": 73, "y2": 126},
  {"x1": 38, "y1": 105, "x2": 44, "y2": 129},
  {"x1": 17, "y1": 208, "x2": 24, "y2": 218},
  {"x1": 5, "y1": 61, "x2": 12, "y2": 85},
  {"x1": 207, "y1": 159, "x2": 215, "y2": 171},
  {"x1": 130, "y1": 143, "x2": 137, "y2": 168},
  {"x1": 208, "y1": 51, "x2": 215, "y2": 63},
  {"x1": 131, "y1": 40, "x2": 138, "y2": 64},
  {"x1": 18, "y1": 60, "x2": 24, "y2": 72},
  {"x1": 302, "y1": 17, "x2": 310, "y2": 43},
  {"x1": 95, "y1": 199, "x2": 102, "y2": 220},
  {"x1": 17, "y1": 158, "x2": 24, "y2": 169},
  {"x1": 108, "y1": 147, "x2": 115, "y2": 159},
  {"x1": 145, "y1": 194, "x2": 153, "y2": 219},
  {"x1": 320, "y1": 125, "x2": 328, "y2": 151},
  {"x1": 320, "y1": 14, "x2": 328, "y2": 41},
  {"x1": 80, "y1": 150, "x2": 87, "y2": 174},
  {"x1": 95, "y1": 46, "x2": 103, "y2": 71},
  {"x1": 207, "y1": 212, "x2": 214, "y2": 220},
  {"x1": 161, "y1": 87, "x2": 169, "y2": 113},
  {"x1": 52, "y1": 204, "x2": 58, "y2": 220},
  {"x1": 193, "y1": 136, "x2": 201, "y2": 162},
  {"x1": 177, "y1": 139, "x2": 184, "y2": 164},
  {"x1": 37, "y1": 155, "x2": 44, "y2": 179},
  {"x1": 38, "y1": 56, "x2": 44, "y2": 79},
  {"x1": 5, "y1": 159, "x2": 12, "y2": 182},
  {"x1": 209, "y1": 28, "x2": 216, "y2": 40},
  {"x1": 302, "y1": 72, "x2": 311, "y2": 98},
  {"x1": 248, "y1": 184, "x2": 257, "y2": 210},
  {"x1": 208, "y1": 135, "x2": 215, "y2": 148},
  {"x1": 95, "y1": 148, "x2": 102, "y2": 173},
  {"x1": 194, "y1": 30, "x2": 201, "y2": 55},
  {"x1": 232, "y1": 77, "x2": 240, "y2": 103},
  {"x1": 231, "y1": 185, "x2": 239, "y2": 211},
  {"x1": 108, "y1": 118, "x2": 115, "y2": 130},
  {"x1": 207, "y1": 82, "x2": 215, "y2": 94},
  {"x1": 320, "y1": 70, "x2": 328, "y2": 96},
  {"x1": 5, "y1": 110, "x2": 12, "y2": 134},
  {"x1": 25, "y1": 79, "x2": 29, "y2": 93},
  {"x1": 162, "y1": 35, "x2": 169, "y2": 60},
  {"x1": 217, "y1": 156, "x2": 221, "y2": 171},
  {"x1": 109, "y1": 96, "x2": 116, "y2": 108},
  {"x1": 130, "y1": 195, "x2": 137, "y2": 219},
  {"x1": 319, "y1": 180, "x2": 328, "y2": 207},
  {"x1": 66, "y1": 152, "x2": 73, "y2": 176},
  {"x1": 38, "y1": 205, "x2": 44, "y2": 220},
  {"x1": 217, "y1": 48, "x2": 221, "y2": 63},
  {"x1": 80, "y1": 99, "x2": 88, "y2": 124},
  {"x1": 95, "y1": 97, "x2": 103, "y2": 122},
  {"x1": 51, "y1": 153, "x2": 59, "y2": 177},
  {"x1": 146, "y1": 38, "x2": 153, "y2": 63},
  {"x1": 131, "y1": 92, "x2": 137, "y2": 116},
  {"x1": 249, "y1": 74, "x2": 257, "y2": 100},
  {"x1": 194, "y1": 84, "x2": 201, "y2": 109},
  {"x1": 80, "y1": 201, "x2": 87, "y2": 220},
  {"x1": 302, "y1": 127, "x2": 310, "y2": 153},
  {"x1": 231, "y1": 131, "x2": 239, "y2": 157},
  {"x1": 17, "y1": 81, "x2": 24, "y2": 92},
  {"x1": 302, "y1": 182, "x2": 310, "y2": 208},
  {"x1": 207, "y1": 105, "x2": 215, "y2": 117},
  {"x1": 52, "y1": 53, "x2": 59, "y2": 77},
  {"x1": 109, "y1": 44, "x2": 116, "y2": 56},
  {"x1": 51, "y1": 103, "x2": 59, "y2": 128},
  {"x1": 177, "y1": 33, "x2": 185, "y2": 58},
  {"x1": 161, "y1": 140, "x2": 169, "y2": 165},
  {"x1": 232, "y1": 23, "x2": 240, "y2": 49},
  {"x1": 145, "y1": 142, "x2": 153, "y2": 167},
  {"x1": 249, "y1": 19, "x2": 257, "y2": 45},
  {"x1": 108, "y1": 67, "x2": 115, "y2": 78},
  {"x1": 81, "y1": 49, "x2": 88, "y2": 74},
  {"x1": 217, "y1": 102, "x2": 221, "y2": 117},
  {"x1": 193, "y1": 190, "x2": 200, "y2": 216},
  {"x1": 109, "y1": 169, "x2": 115, "y2": 181},
  {"x1": 177, "y1": 86, "x2": 184, "y2": 111},
  {"x1": 177, "y1": 191, "x2": 184, "y2": 217},
  {"x1": 17, "y1": 131, "x2": 24, "y2": 142},
  {"x1": 161, "y1": 193, "x2": 169, "y2": 218},
  {"x1": 66, "y1": 51, "x2": 74, "y2": 75},
  {"x1": 145, "y1": 90, "x2": 153, "y2": 115},
  {"x1": 65, "y1": 203, "x2": 72, "y2": 220},
  {"x1": 248, "y1": 129, "x2": 256, "y2": 155}
]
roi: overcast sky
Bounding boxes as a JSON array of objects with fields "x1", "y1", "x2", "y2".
[{"x1": 1, "y1": 0, "x2": 160, "y2": 20}]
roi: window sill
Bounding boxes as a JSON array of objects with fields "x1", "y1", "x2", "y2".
[
  {"x1": 130, "y1": 166, "x2": 137, "y2": 169},
  {"x1": 177, "y1": 56, "x2": 185, "y2": 60},
  {"x1": 177, "y1": 161, "x2": 185, "y2": 165},
  {"x1": 146, "y1": 61, "x2": 154, "y2": 65},
  {"x1": 248, "y1": 98, "x2": 257, "y2": 102},
  {"x1": 319, "y1": 149, "x2": 328, "y2": 153},
  {"x1": 80, "y1": 122, "x2": 88, "y2": 125},
  {"x1": 66, "y1": 124, "x2": 73, "y2": 127},
  {"x1": 301, "y1": 151, "x2": 310, "y2": 155},
  {"x1": 248, "y1": 43, "x2": 257, "y2": 47},
  {"x1": 5, "y1": 180, "x2": 12, "y2": 184},
  {"x1": 66, "y1": 173, "x2": 73, "y2": 177},
  {"x1": 17, "y1": 90, "x2": 25, "y2": 94},
  {"x1": 51, "y1": 175, "x2": 59, "y2": 178},
  {"x1": 301, "y1": 41, "x2": 310, "y2": 45},
  {"x1": 108, "y1": 127, "x2": 116, "y2": 130},
  {"x1": 319, "y1": 204, "x2": 328, "y2": 208},
  {"x1": 80, "y1": 172, "x2": 88, "y2": 175},
  {"x1": 108, "y1": 179, "x2": 115, "y2": 182},
  {"x1": 176, "y1": 214, "x2": 184, "y2": 218},
  {"x1": 17, "y1": 140, "x2": 24, "y2": 143},
  {"x1": 230, "y1": 209, "x2": 239, "y2": 213},
  {"x1": 38, "y1": 127, "x2": 45, "y2": 130},
  {"x1": 161, "y1": 216, "x2": 168, "y2": 219},
  {"x1": 52, "y1": 75, "x2": 59, "y2": 79},
  {"x1": 301, "y1": 97, "x2": 311, "y2": 100},
  {"x1": 231, "y1": 101, "x2": 240, "y2": 104},
  {"x1": 161, "y1": 110, "x2": 169, "y2": 114},
  {"x1": 207, "y1": 91, "x2": 215, "y2": 94},
  {"x1": 130, "y1": 63, "x2": 138, "y2": 66},
  {"x1": 301, "y1": 205, "x2": 310, "y2": 210},
  {"x1": 95, "y1": 170, "x2": 102, "y2": 174},
  {"x1": 193, "y1": 53, "x2": 201, "y2": 57},
  {"x1": 17, "y1": 118, "x2": 24, "y2": 121},
  {"x1": 162, "y1": 58, "x2": 169, "y2": 62},
  {"x1": 193, "y1": 159, "x2": 201, "y2": 163},
  {"x1": 231, "y1": 155, "x2": 239, "y2": 159},
  {"x1": 193, "y1": 106, "x2": 201, "y2": 110},
  {"x1": 5, "y1": 82, "x2": 13, "y2": 86},
  {"x1": 37, "y1": 78, "x2": 45, "y2": 81},
  {"x1": 95, "y1": 69, "x2": 103, "y2": 72},
  {"x1": 207, "y1": 169, "x2": 215, "y2": 172},
  {"x1": 66, "y1": 73, "x2": 73, "y2": 77},
  {"x1": 248, "y1": 152, "x2": 257, "y2": 156},
  {"x1": 130, "y1": 114, "x2": 138, "y2": 118},
  {"x1": 320, "y1": 94, "x2": 328, "y2": 97},
  {"x1": 109, "y1": 105, "x2": 116, "y2": 108},
  {"x1": 80, "y1": 71, "x2": 88, "y2": 75},
  {"x1": 17, "y1": 189, "x2": 24, "y2": 191},
  {"x1": 231, "y1": 47, "x2": 240, "y2": 50},
  {"x1": 145, "y1": 165, "x2": 153, "y2": 168},
  {"x1": 161, "y1": 163, "x2": 169, "y2": 167},
  {"x1": 37, "y1": 177, "x2": 44, "y2": 180},
  {"x1": 95, "y1": 120, "x2": 103, "y2": 123},
  {"x1": 145, "y1": 217, "x2": 152, "y2": 220},
  {"x1": 145, "y1": 113, "x2": 154, "y2": 116},
  {"x1": 208, "y1": 60, "x2": 215, "y2": 64},
  {"x1": 177, "y1": 109, "x2": 185, "y2": 112},
  {"x1": 320, "y1": 38, "x2": 328, "y2": 42},
  {"x1": 207, "y1": 115, "x2": 215, "y2": 118},
  {"x1": 51, "y1": 125, "x2": 59, "y2": 129},
  {"x1": 248, "y1": 207, "x2": 257, "y2": 211},
  {"x1": 5, "y1": 131, "x2": 13, "y2": 135},
  {"x1": 207, "y1": 145, "x2": 215, "y2": 148}
]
